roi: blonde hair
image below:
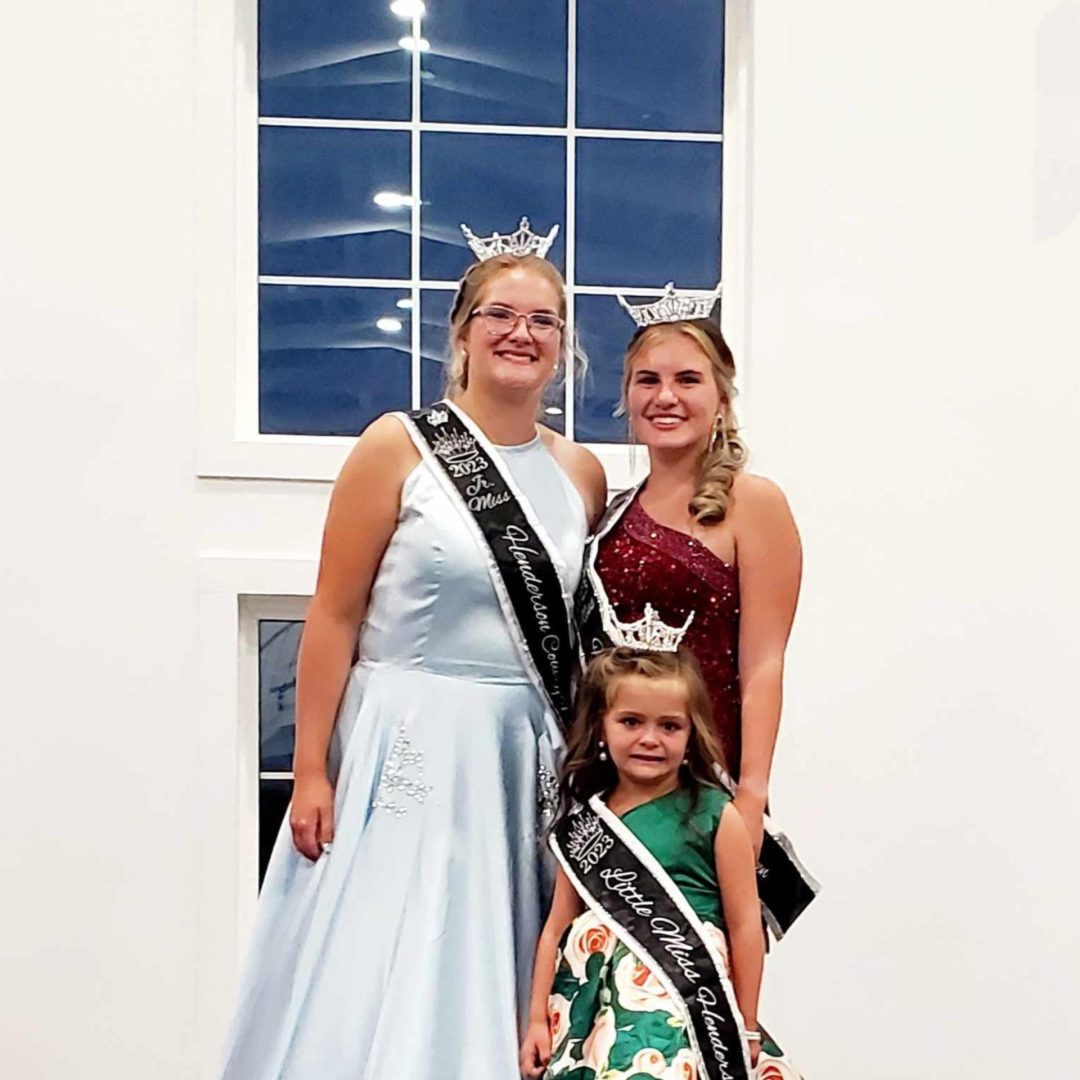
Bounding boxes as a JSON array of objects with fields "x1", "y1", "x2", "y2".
[
  {"x1": 444, "y1": 254, "x2": 586, "y2": 397},
  {"x1": 556, "y1": 647, "x2": 725, "y2": 824},
  {"x1": 622, "y1": 320, "x2": 748, "y2": 524}
]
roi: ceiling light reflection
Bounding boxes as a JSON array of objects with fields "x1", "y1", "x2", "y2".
[{"x1": 373, "y1": 191, "x2": 414, "y2": 210}]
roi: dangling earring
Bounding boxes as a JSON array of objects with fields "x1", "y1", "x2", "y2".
[
  {"x1": 709, "y1": 413, "x2": 725, "y2": 452},
  {"x1": 626, "y1": 414, "x2": 641, "y2": 474},
  {"x1": 599, "y1": 740, "x2": 608, "y2": 762}
]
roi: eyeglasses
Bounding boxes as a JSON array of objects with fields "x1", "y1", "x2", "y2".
[{"x1": 469, "y1": 305, "x2": 564, "y2": 339}]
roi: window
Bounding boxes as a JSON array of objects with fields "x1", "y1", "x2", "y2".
[
  {"x1": 257, "y1": 618, "x2": 302, "y2": 883},
  {"x1": 254, "y1": 0, "x2": 726, "y2": 455}
]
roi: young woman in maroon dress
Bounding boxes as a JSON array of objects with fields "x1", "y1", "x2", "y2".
[{"x1": 591, "y1": 316, "x2": 802, "y2": 858}]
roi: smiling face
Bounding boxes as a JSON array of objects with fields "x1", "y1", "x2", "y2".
[
  {"x1": 625, "y1": 326, "x2": 724, "y2": 452},
  {"x1": 456, "y1": 264, "x2": 563, "y2": 398},
  {"x1": 602, "y1": 673, "x2": 692, "y2": 791}
]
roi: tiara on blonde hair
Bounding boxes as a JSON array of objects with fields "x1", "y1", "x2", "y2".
[
  {"x1": 460, "y1": 217, "x2": 559, "y2": 261},
  {"x1": 617, "y1": 280, "x2": 722, "y2": 328}
]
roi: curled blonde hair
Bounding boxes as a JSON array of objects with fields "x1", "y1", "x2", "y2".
[
  {"x1": 555, "y1": 647, "x2": 725, "y2": 826},
  {"x1": 444, "y1": 254, "x2": 586, "y2": 398},
  {"x1": 622, "y1": 320, "x2": 748, "y2": 524}
]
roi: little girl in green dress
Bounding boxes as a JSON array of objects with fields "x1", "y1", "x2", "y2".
[{"x1": 520, "y1": 647, "x2": 801, "y2": 1080}]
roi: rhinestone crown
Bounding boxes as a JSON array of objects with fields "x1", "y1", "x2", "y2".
[
  {"x1": 617, "y1": 281, "x2": 722, "y2": 328},
  {"x1": 600, "y1": 600, "x2": 694, "y2": 654},
  {"x1": 431, "y1": 427, "x2": 477, "y2": 463},
  {"x1": 460, "y1": 217, "x2": 559, "y2": 261}
]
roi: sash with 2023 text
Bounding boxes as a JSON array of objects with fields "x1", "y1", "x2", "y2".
[
  {"x1": 551, "y1": 795, "x2": 752, "y2": 1080},
  {"x1": 400, "y1": 401, "x2": 575, "y2": 733}
]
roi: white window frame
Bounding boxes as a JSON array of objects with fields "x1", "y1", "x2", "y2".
[
  {"x1": 194, "y1": 555, "x2": 315, "y2": 1072},
  {"x1": 195, "y1": 0, "x2": 752, "y2": 491}
]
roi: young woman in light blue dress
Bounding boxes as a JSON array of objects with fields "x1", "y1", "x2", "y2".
[{"x1": 219, "y1": 241, "x2": 607, "y2": 1079}]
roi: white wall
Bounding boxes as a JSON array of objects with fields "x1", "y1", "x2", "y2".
[
  {"x1": 0, "y1": 2, "x2": 1076, "y2": 1078},
  {"x1": 0, "y1": 3, "x2": 202, "y2": 1077},
  {"x1": 744, "y1": 2, "x2": 1080, "y2": 1075}
]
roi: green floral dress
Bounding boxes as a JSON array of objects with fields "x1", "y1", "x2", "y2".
[{"x1": 546, "y1": 787, "x2": 801, "y2": 1080}]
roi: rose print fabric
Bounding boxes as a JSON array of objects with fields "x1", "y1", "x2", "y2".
[{"x1": 547, "y1": 789, "x2": 801, "y2": 1080}]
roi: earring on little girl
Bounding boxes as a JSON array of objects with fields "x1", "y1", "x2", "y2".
[{"x1": 599, "y1": 741, "x2": 608, "y2": 762}]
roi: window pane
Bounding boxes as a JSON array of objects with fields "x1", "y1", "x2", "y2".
[
  {"x1": 420, "y1": 132, "x2": 566, "y2": 281},
  {"x1": 575, "y1": 138, "x2": 721, "y2": 288},
  {"x1": 259, "y1": 619, "x2": 302, "y2": 771},
  {"x1": 420, "y1": 289, "x2": 453, "y2": 407},
  {"x1": 259, "y1": 778, "x2": 292, "y2": 887},
  {"x1": 259, "y1": 0, "x2": 411, "y2": 121},
  {"x1": 576, "y1": 0, "x2": 724, "y2": 132},
  {"x1": 260, "y1": 285, "x2": 412, "y2": 436},
  {"x1": 573, "y1": 294, "x2": 631, "y2": 443},
  {"x1": 420, "y1": 1, "x2": 567, "y2": 126},
  {"x1": 260, "y1": 127, "x2": 411, "y2": 279}
]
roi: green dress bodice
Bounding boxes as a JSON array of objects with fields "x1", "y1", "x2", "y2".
[{"x1": 618, "y1": 784, "x2": 731, "y2": 927}]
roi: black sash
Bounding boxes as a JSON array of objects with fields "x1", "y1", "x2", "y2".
[
  {"x1": 551, "y1": 797, "x2": 752, "y2": 1080},
  {"x1": 401, "y1": 402, "x2": 575, "y2": 732},
  {"x1": 575, "y1": 486, "x2": 820, "y2": 938},
  {"x1": 574, "y1": 485, "x2": 639, "y2": 662}
]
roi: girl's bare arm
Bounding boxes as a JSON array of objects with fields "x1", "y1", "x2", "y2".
[
  {"x1": 732, "y1": 474, "x2": 802, "y2": 852},
  {"x1": 290, "y1": 415, "x2": 419, "y2": 859},
  {"x1": 520, "y1": 867, "x2": 583, "y2": 1077},
  {"x1": 714, "y1": 802, "x2": 765, "y2": 1036}
]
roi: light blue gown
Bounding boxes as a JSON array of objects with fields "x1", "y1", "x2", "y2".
[{"x1": 219, "y1": 425, "x2": 588, "y2": 1079}]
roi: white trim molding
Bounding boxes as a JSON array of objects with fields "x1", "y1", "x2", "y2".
[{"x1": 194, "y1": 554, "x2": 315, "y2": 1074}]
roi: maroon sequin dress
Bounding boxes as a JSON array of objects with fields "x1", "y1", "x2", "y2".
[{"x1": 594, "y1": 497, "x2": 743, "y2": 776}]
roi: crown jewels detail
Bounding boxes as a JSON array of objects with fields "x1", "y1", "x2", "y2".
[
  {"x1": 426, "y1": 406, "x2": 449, "y2": 427},
  {"x1": 601, "y1": 600, "x2": 694, "y2": 654},
  {"x1": 617, "y1": 281, "x2": 722, "y2": 328},
  {"x1": 431, "y1": 426, "x2": 490, "y2": 479},
  {"x1": 460, "y1": 217, "x2": 559, "y2": 261},
  {"x1": 431, "y1": 428, "x2": 478, "y2": 464},
  {"x1": 565, "y1": 810, "x2": 614, "y2": 871}
]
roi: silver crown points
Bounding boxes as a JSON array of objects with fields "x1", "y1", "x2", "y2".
[
  {"x1": 601, "y1": 600, "x2": 694, "y2": 653},
  {"x1": 565, "y1": 811, "x2": 613, "y2": 871},
  {"x1": 460, "y1": 217, "x2": 559, "y2": 261},
  {"x1": 565, "y1": 812, "x2": 604, "y2": 860},
  {"x1": 431, "y1": 427, "x2": 478, "y2": 464},
  {"x1": 617, "y1": 281, "x2": 722, "y2": 328}
]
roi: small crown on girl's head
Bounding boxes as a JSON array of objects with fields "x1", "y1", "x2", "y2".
[
  {"x1": 617, "y1": 281, "x2": 722, "y2": 328},
  {"x1": 460, "y1": 217, "x2": 560, "y2": 261},
  {"x1": 600, "y1": 600, "x2": 694, "y2": 653}
]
